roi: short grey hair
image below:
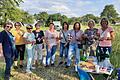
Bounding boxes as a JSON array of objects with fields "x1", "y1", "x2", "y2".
[{"x1": 88, "y1": 19, "x2": 95, "y2": 26}]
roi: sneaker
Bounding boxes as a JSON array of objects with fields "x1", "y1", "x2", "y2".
[
  {"x1": 45, "y1": 65, "x2": 49, "y2": 67},
  {"x1": 59, "y1": 61, "x2": 63, "y2": 65},
  {"x1": 19, "y1": 65, "x2": 23, "y2": 68},
  {"x1": 75, "y1": 65, "x2": 78, "y2": 72},
  {"x1": 51, "y1": 63, "x2": 55, "y2": 66},
  {"x1": 13, "y1": 66, "x2": 18, "y2": 69},
  {"x1": 31, "y1": 66, "x2": 36, "y2": 70},
  {"x1": 26, "y1": 69, "x2": 32, "y2": 73},
  {"x1": 64, "y1": 62, "x2": 67, "y2": 65},
  {"x1": 10, "y1": 74, "x2": 14, "y2": 77},
  {"x1": 65, "y1": 65, "x2": 70, "y2": 68}
]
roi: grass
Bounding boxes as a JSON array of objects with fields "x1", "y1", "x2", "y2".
[{"x1": 0, "y1": 25, "x2": 120, "y2": 80}]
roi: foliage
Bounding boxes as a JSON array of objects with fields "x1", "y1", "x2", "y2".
[{"x1": 100, "y1": 4, "x2": 119, "y2": 19}]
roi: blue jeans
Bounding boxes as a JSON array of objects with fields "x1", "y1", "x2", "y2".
[
  {"x1": 59, "y1": 42, "x2": 68, "y2": 59},
  {"x1": 67, "y1": 43, "x2": 80, "y2": 66},
  {"x1": 4, "y1": 57, "x2": 14, "y2": 78},
  {"x1": 46, "y1": 45, "x2": 57, "y2": 65},
  {"x1": 26, "y1": 45, "x2": 34, "y2": 70}
]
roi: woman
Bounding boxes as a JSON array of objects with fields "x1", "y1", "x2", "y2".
[
  {"x1": 45, "y1": 23, "x2": 59, "y2": 67},
  {"x1": 84, "y1": 19, "x2": 98, "y2": 57},
  {"x1": 97, "y1": 18, "x2": 115, "y2": 62},
  {"x1": 66, "y1": 22, "x2": 84, "y2": 72},
  {"x1": 33, "y1": 22, "x2": 44, "y2": 65},
  {"x1": 12, "y1": 22, "x2": 25, "y2": 69},
  {"x1": 23, "y1": 25, "x2": 36, "y2": 73},
  {"x1": 0, "y1": 22, "x2": 17, "y2": 80},
  {"x1": 59, "y1": 22, "x2": 69, "y2": 65}
]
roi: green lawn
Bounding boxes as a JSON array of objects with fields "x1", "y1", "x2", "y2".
[{"x1": 0, "y1": 25, "x2": 120, "y2": 80}]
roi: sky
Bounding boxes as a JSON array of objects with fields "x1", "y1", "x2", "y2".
[{"x1": 20, "y1": 0, "x2": 120, "y2": 18}]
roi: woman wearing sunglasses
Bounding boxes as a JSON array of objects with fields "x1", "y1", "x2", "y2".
[
  {"x1": 23, "y1": 25, "x2": 36, "y2": 73},
  {"x1": 12, "y1": 22, "x2": 25, "y2": 69},
  {"x1": 0, "y1": 22, "x2": 17, "y2": 80}
]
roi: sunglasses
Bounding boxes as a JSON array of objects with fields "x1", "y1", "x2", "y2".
[
  {"x1": 27, "y1": 28, "x2": 32, "y2": 29},
  {"x1": 6, "y1": 26, "x2": 13, "y2": 28},
  {"x1": 15, "y1": 25, "x2": 21, "y2": 26}
]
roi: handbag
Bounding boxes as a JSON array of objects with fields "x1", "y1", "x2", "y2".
[{"x1": 61, "y1": 29, "x2": 69, "y2": 47}]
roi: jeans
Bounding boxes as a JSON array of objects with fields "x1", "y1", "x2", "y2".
[
  {"x1": 4, "y1": 57, "x2": 14, "y2": 79},
  {"x1": 46, "y1": 45, "x2": 57, "y2": 65},
  {"x1": 67, "y1": 43, "x2": 80, "y2": 66},
  {"x1": 59, "y1": 42, "x2": 68, "y2": 60},
  {"x1": 26, "y1": 44, "x2": 34, "y2": 70},
  {"x1": 34, "y1": 44, "x2": 43, "y2": 61}
]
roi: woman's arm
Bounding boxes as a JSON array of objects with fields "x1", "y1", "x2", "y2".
[{"x1": 107, "y1": 31, "x2": 115, "y2": 40}]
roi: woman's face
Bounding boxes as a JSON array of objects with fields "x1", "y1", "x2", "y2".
[
  {"x1": 49, "y1": 24, "x2": 54, "y2": 30},
  {"x1": 35, "y1": 24, "x2": 40, "y2": 30},
  {"x1": 15, "y1": 23, "x2": 21, "y2": 30},
  {"x1": 75, "y1": 23, "x2": 80, "y2": 30},
  {"x1": 27, "y1": 28, "x2": 32, "y2": 33},
  {"x1": 5, "y1": 24, "x2": 13, "y2": 31},
  {"x1": 101, "y1": 20, "x2": 108, "y2": 28},
  {"x1": 63, "y1": 23, "x2": 68, "y2": 30},
  {"x1": 88, "y1": 21, "x2": 94, "y2": 28}
]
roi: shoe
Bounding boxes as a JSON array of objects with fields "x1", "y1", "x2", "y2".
[
  {"x1": 4, "y1": 76, "x2": 9, "y2": 80},
  {"x1": 13, "y1": 66, "x2": 18, "y2": 69},
  {"x1": 31, "y1": 66, "x2": 36, "y2": 70},
  {"x1": 64, "y1": 62, "x2": 67, "y2": 65},
  {"x1": 51, "y1": 63, "x2": 55, "y2": 67},
  {"x1": 59, "y1": 61, "x2": 63, "y2": 65},
  {"x1": 65, "y1": 65, "x2": 70, "y2": 68},
  {"x1": 10, "y1": 74, "x2": 14, "y2": 77},
  {"x1": 20, "y1": 65, "x2": 23, "y2": 68},
  {"x1": 75, "y1": 65, "x2": 78, "y2": 72},
  {"x1": 26, "y1": 69, "x2": 32, "y2": 73},
  {"x1": 45, "y1": 65, "x2": 49, "y2": 67}
]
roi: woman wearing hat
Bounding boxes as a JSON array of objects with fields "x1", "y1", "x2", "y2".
[{"x1": 23, "y1": 25, "x2": 36, "y2": 73}]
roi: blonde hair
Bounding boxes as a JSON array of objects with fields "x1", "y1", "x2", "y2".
[{"x1": 88, "y1": 19, "x2": 95, "y2": 27}]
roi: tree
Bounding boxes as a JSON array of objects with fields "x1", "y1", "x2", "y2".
[
  {"x1": 0, "y1": 0, "x2": 23, "y2": 25},
  {"x1": 0, "y1": 0, "x2": 34, "y2": 25},
  {"x1": 34, "y1": 12, "x2": 49, "y2": 26},
  {"x1": 100, "y1": 4, "x2": 119, "y2": 19},
  {"x1": 61, "y1": 15, "x2": 68, "y2": 24},
  {"x1": 81, "y1": 14, "x2": 99, "y2": 24}
]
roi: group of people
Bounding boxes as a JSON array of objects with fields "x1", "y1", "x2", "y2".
[{"x1": 0, "y1": 17, "x2": 115, "y2": 80}]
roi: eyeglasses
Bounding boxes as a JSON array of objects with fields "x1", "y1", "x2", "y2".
[
  {"x1": 15, "y1": 25, "x2": 21, "y2": 26},
  {"x1": 27, "y1": 28, "x2": 32, "y2": 29},
  {"x1": 6, "y1": 26, "x2": 13, "y2": 29}
]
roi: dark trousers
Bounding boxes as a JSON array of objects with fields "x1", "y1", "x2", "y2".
[
  {"x1": 4, "y1": 57, "x2": 14, "y2": 79},
  {"x1": 15, "y1": 44, "x2": 25, "y2": 61}
]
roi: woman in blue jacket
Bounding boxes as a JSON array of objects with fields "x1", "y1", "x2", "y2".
[{"x1": 0, "y1": 22, "x2": 17, "y2": 80}]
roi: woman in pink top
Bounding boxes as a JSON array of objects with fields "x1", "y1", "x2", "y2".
[
  {"x1": 97, "y1": 18, "x2": 115, "y2": 61},
  {"x1": 45, "y1": 23, "x2": 59, "y2": 67}
]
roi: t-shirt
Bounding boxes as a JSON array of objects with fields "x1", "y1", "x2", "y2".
[
  {"x1": 59, "y1": 30, "x2": 69, "y2": 43},
  {"x1": 33, "y1": 30, "x2": 44, "y2": 44},
  {"x1": 69, "y1": 29, "x2": 83, "y2": 44},
  {"x1": 97, "y1": 27, "x2": 114, "y2": 47},
  {"x1": 84, "y1": 28, "x2": 98, "y2": 45},
  {"x1": 23, "y1": 32, "x2": 35, "y2": 48},
  {"x1": 45, "y1": 30, "x2": 58, "y2": 47},
  {"x1": 12, "y1": 29, "x2": 25, "y2": 45}
]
